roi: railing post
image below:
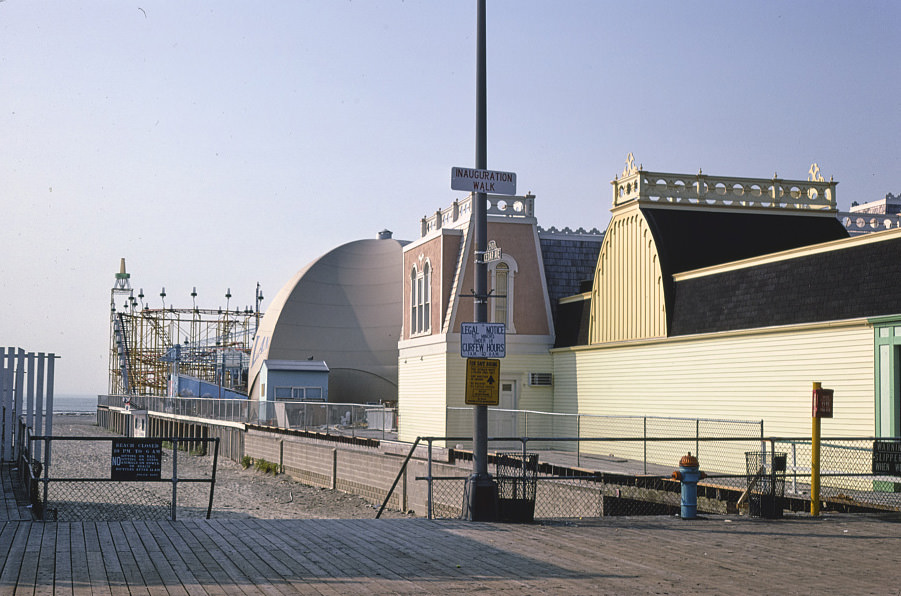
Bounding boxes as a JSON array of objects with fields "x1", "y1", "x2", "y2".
[
  {"x1": 41, "y1": 437, "x2": 50, "y2": 519},
  {"x1": 427, "y1": 438, "x2": 433, "y2": 520},
  {"x1": 695, "y1": 418, "x2": 700, "y2": 459},
  {"x1": 643, "y1": 417, "x2": 648, "y2": 475},
  {"x1": 576, "y1": 415, "x2": 581, "y2": 468},
  {"x1": 791, "y1": 442, "x2": 798, "y2": 495},
  {"x1": 171, "y1": 438, "x2": 178, "y2": 521}
]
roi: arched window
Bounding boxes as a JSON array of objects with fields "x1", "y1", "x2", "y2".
[
  {"x1": 422, "y1": 262, "x2": 431, "y2": 333},
  {"x1": 410, "y1": 261, "x2": 432, "y2": 336},
  {"x1": 410, "y1": 266, "x2": 418, "y2": 334},
  {"x1": 494, "y1": 262, "x2": 508, "y2": 326},
  {"x1": 489, "y1": 256, "x2": 517, "y2": 332}
]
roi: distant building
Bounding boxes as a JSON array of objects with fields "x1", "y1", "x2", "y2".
[
  {"x1": 850, "y1": 192, "x2": 901, "y2": 215},
  {"x1": 839, "y1": 192, "x2": 901, "y2": 235},
  {"x1": 397, "y1": 192, "x2": 604, "y2": 442},
  {"x1": 248, "y1": 232, "x2": 408, "y2": 404}
]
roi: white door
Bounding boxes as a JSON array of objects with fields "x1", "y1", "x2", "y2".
[{"x1": 490, "y1": 379, "x2": 518, "y2": 449}]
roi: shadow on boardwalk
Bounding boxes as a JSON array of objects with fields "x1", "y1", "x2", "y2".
[{"x1": 3, "y1": 514, "x2": 901, "y2": 595}]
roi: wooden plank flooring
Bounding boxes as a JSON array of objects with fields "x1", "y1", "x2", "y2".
[
  {"x1": 2, "y1": 515, "x2": 901, "y2": 595},
  {"x1": 4, "y1": 464, "x2": 901, "y2": 594}
]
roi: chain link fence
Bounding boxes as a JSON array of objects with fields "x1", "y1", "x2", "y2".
[
  {"x1": 418, "y1": 436, "x2": 901, "y2": 520},
  {"x1": 773, "y1": 438, "x2": 901, "y2": 512},
  {"x1": 446, "y1": 407, "x2": 763, "y2": 473},
  {"x1": 19, "y1": 422, "x2": 219, "y2": 521}
]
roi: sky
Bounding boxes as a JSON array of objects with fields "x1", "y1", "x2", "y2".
[{"x1": 1, "y1": 1, "x2": 899, "y2": 395}]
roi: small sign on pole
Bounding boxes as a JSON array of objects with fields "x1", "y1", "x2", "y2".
[
  {"x1": 812, "y1": 387, "x2": 834, "y2": 418},
  {"x1": 461, "y1": 322, "x2": 506, "y2": 359},
  {"x1": 465, "y1": 358, "x2": 500, "y2": 406}
]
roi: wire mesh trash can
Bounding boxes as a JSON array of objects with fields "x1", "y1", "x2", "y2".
[
  {"x1": 495, "y1": 452, "x2": 539, "y2": 522},
  {"x1": 745, "y1": 451, "x2": 787, "y2": 519}
]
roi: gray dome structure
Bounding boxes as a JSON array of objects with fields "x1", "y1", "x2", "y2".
[{"x1": 248, "y1": 235, "x2": 407, "y2": 403}]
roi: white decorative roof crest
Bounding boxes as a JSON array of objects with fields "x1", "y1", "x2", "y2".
[
  {"x1": 622, "y1": 152, "x2": 639, "y2": 178},
  {"x1": 808, "y1": 163, "x2": 825, "y2": 182}
]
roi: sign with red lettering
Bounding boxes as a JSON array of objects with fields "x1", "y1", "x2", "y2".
[{"x1": 812, "y1": 387, "x2": 834, "y2": 418}]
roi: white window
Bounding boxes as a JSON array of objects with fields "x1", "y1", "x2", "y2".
[
  {"x1": 410, "y1": 261, "x2": 432, "y2": 336},
  {"x1": 274, "y1": 386, "x2": 325, "y2": 401}
]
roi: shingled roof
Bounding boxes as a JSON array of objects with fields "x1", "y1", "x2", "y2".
[
  {"x1": 670, "y1": 231, "x2": 901, "y2": 335},
  {"x1": 539, "y1": 231, "x2": 604, "y2": 336},
  {"x1": 641, "y1": 207, "x2": 850, "y2": 333}
]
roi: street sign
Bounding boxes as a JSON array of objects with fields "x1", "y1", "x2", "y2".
[
  {"x1": 461, "y1": 322, "x2": 506, "y2": 358},
  {"x1": 480, "y1": 240, "x2": 502, "y2": 263},
  {"x1": 451, "y1": 167, "x2": 517, "y2": 195},
  {"x1": 465, "y1": 358, "x2": 500, "y2": 405}
]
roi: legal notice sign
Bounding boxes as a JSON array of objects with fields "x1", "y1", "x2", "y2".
[
  {"x1": 451, "y1": 167, "x2": 517, "y2": 195},
  {"x1": 461, "y1": 322, "x2": 505, "y2": 359}
]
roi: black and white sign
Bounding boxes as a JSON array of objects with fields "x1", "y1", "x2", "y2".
[
  {"x1": 461, "y1": 322, "x2": 506, "y2": 359},
  {"x1": 451, "y1": 167, "x2": 517, "y2": 195},
  {"x1": 873, "y1": 440, "x2": 901, "y2": 476},
  {"x1": 111, "y1": 438, "x2": 163, "y2": 481}
]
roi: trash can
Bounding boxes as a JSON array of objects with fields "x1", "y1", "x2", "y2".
[
  {"x1": 745, "y1": 451, "x2": 787, "y2": 519},
  {"x1": 495, "y1": 452, "x2": 538, "y2": 522}
]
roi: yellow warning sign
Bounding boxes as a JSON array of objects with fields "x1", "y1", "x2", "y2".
[{"x1": 465, "y1": 358, "x2": 500, "y2": 405}]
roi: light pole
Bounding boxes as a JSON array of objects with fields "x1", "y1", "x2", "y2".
[{"x1": 464, "y1": 0, "x2": 499, "y2": 521}]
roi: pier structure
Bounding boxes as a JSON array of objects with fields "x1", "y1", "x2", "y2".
[{"x1": 108, "y1": 259, "x2": 262, "y2": 397}]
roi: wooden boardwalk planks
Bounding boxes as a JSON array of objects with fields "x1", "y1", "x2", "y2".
[{"x1": 2, "y1": 515, "x2": 901, "y2": 594}]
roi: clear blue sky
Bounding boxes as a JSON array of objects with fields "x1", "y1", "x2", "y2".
[{"x1": 2, "y1": 1, "x2": 898, "y2": 394}]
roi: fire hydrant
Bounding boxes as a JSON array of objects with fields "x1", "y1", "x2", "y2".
[{"x1": 672, "y1": 452, "x2": 706, "y2": 519}]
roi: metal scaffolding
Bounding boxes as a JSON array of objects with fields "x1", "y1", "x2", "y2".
[{"x1": 108, "y1": 259, "x2": 262, "y2": 397}]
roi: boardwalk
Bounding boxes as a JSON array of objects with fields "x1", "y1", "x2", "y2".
[{"x1": 3, "y1": 466, "x2": 901, "y2": 594}]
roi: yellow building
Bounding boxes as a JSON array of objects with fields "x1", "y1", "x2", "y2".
[{"x1": 400, "y1": 156, "x2": 901, "y2": 447}]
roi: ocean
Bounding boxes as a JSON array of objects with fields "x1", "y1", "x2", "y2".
[{"x1": 50, "y1": 394, "x2": 98, "y2": 414}]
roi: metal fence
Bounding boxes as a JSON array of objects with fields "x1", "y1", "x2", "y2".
[
  {"x1": 419, "y1": 436, "x2": 901, "y2": 520},
  {"x1": 97, "y1": 394, "x2": 397, "y2": 438},
  {"x1": 18, "y1": 420, "x2": 220, "y2": 521},
  {"x1": 447, "y1": 407, "x2": 764, "y2": 471}
]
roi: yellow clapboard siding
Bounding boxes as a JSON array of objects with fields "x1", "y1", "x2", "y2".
[
  {"x1": 398, "y1": 351, "x2": 450, "y2": 442},
  {"x1": 555, "y1": 323, "x2": 875, "y2": 438},
  {"x1": 590, "y1": 206, "x2": 666, "y2": 344}
]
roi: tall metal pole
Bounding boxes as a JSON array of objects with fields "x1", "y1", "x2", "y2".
[{"x1": 465, "y1": 0, "x2": 498, "y2": 521}]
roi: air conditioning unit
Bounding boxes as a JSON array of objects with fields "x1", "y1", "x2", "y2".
[{"x1": 529, "y1": 373, "x2": 553, "y2": 387}]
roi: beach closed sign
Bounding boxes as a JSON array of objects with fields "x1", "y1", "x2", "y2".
[
  {"x1": 111, "y1": 438, "x2": 162, "y2": 481},
  {"x1": 451, "y1": 167, "x2": 517, "y2": 195}
]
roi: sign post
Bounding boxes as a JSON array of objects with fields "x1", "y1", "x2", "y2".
[
  {"x1": 460, "y1": 0, "x2": 500, "y2": 522},
  {"x1": 810, "y1": 382, "x2": 834, "y2": 516}
]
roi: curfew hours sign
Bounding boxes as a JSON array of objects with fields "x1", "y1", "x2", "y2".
[
  {"x1": 451, "y1": 167, "x2": 517, "y2": 195},
  {"x1": 461, "y1": 322, "x2": 506, "y2": 358}
]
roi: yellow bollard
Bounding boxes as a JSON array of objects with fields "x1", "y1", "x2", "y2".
[{"x1": 811, "y1": 382, "x2": 821, "y2": 516}]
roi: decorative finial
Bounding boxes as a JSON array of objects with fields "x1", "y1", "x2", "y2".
[
  {"x1": 622, "y1": 152, "x2": 638, "y2": 178},
  {"x1": 808, "y1": 163, "x2": 825, "y2": 182}
]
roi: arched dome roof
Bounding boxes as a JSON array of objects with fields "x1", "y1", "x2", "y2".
[{"x1": 249, "y1": 236, "x2": 406, "y2": 403}]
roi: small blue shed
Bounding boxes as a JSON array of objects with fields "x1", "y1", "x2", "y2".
[{"x1": 258, "y1": 359, "x2": 330, "y2": 402}]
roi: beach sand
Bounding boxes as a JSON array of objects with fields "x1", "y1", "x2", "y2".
[{"x1": 42, "y1": 415, "x2": 412, "y2": 520}]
